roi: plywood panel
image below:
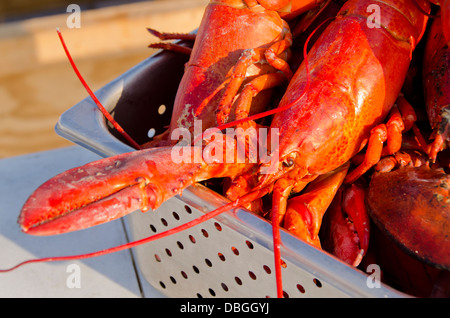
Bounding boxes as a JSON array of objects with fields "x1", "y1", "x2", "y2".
[{"x1": 0, "y1": 0, "x2": 207, "y2": 158}]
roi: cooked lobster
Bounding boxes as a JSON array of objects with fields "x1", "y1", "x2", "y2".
[{"x1": 1, "y1": 0, "x2": 435, "y2": 298}]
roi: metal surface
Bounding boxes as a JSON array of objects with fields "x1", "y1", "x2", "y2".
[{"x1": 55, "y1": 45, "x2": 407, "y2": 298}]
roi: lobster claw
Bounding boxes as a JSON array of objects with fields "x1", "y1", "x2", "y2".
[
  {"x1": 367, "y1": 165, "x2": 450, "y2": 270},
  {"x1": 19, "y1": 146, "x2": 216, "y2": 236},
  {"x1": 320, "y1": 181, "x2": 370, "y2": 267}
]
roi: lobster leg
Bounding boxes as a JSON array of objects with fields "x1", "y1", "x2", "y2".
[
  {"x1": 233, "y1": 72, "x2": 287, "y2": 123},
  {"x1": 147, "y1": 28, "x2": 197, "y2": 41},
  {"x1": 147, "y1": 28, "x2": 196, "y2": 55},
  {"x1": 344, "y1": 95, "x2": 422, "y2": 184},
  {"x1": 215, "y1": 21, "x2": 293, "y2": 125},
  {"x1": 344, "y1": 125, "x2": 387, "y2": 184},
  {"x1": 374, "y1": 149, "x2": 429, "y2": 173}
]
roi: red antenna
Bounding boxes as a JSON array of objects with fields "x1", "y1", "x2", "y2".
[{"x1": 56, "y1": 28, "x2": 142, "y2": 150}]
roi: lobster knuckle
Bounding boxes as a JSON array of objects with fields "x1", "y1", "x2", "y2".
[
  {"x1": 370, "y1": 124, "x2": 388, "y2": 143},
  {"x1": 395, "y1": 95, "x2": 417, "y2": 132},
  {"x1": 387, "y1": 108, "x2": 405, "y2": 131},
  {"x1": 375, "y1": 156, "x2": 397, "y2": 172}
]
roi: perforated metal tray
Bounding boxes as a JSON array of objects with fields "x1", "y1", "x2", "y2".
[{"x1": 55, "y1": 46, "x2": 407, "y2": 298}]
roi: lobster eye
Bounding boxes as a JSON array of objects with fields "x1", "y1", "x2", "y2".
[{"x1": 283, "y1": 158, "x2": 294, "y2": 168}]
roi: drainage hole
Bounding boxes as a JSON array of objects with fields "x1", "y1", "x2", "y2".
[
  {"x1": 159, "y1": 281, "x2": 166, "y2": 289},
  {"x1": 189, "y1": 235, "x2": 196, "y2": 244},
  {"x1": 209, "y1": 288, "x2": 216, "y2": 297},
  {"x1": 158, "y1": 104, "x2": 167, "y2": 115},
  {"x1": 165, "y1": 248, "x2": 172, "y2": 257},
  {"x1": 148, "y1": 128, "x2": 156, "y2": 138},
  {"x1": 231, "y1": 246, "x2": 239, "y2": 255},
  {"x1": 185, "y1": 205, "x2": 192, "y2": 214},
  {"x1": 149, "y1": 224, "x2": 157, "y2": 233},
  {"x1": 234, "y1": 276, "x2": 242, "y2": 285},
  {"x1": 154, "y1": 254, "x2": 161, "y2": 262},
  {"x1": 283, "y1": 291, "x2": 289, "y2": 298},
  {"x1": 170, "y1": 276, "x2": 177, "y2": 284},
  {"x1": 245, "y1": 240, "x2": 254, "y2": 249},
  {"x1": 297, "y1": 284, "x2": 306, "y2": 293},
  {"x1": 263, "y1": 265, "x2": 271, "y2": 274},
  {"x1": 221, "y1": 283, "x2": 229, "y2": 292},
  {"x1": 201, "y1": 229, "x2": 209, "y2": 238},
  {"x1": 313, "y1": 278, "x2": 322, "y2": 288},
  {"x1": 214, "y1": 222, "x2": 222, "y2": 231},
  {"x1": 177, "y1": 241, "x2": 184, "y2": 249},
  {"x1": 193, "y1": 265, "x2": 200, "y2": 274},
  {"x1": 281, "y1": 259, "x2": 287, "y2": 268},
  {"x1": 181, "y1": 271, "x2": 188, "y2": 279},
  {"x1": 205, "y1": 258, "x2": 212, "y2": 267},
  {"x1": 161, "y1": 218, "x2": 168, "y2": 226},
  {"x1": 196, "y1": 293, "x2": 203, "y2": 298},
  {"x1": 218, "y1": 253, "x2": 226, "y2": 261},
  {"x1": 172, "y1": 211, "x2": 180, "y2": 220},
  {"x1": 248, "y1": 271, "x2": 256, "y2": 280}
]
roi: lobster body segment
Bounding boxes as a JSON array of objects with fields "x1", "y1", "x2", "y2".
[
  {"x1": 164, "y1": 0, "x2": 293, "y2": 139},
  {"x1": 266, "y1": 0, "x2": 430, "y2": 179}
]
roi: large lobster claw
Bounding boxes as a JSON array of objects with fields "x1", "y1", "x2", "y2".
[
  {"x1": 19, "y1": 147, "x2": 192, "y2": 235},
  {"x1": 367, "y1": 165, "x2": 450, "y2": 270},
  {"x1": 19, "y1": 145, "x2": 249, "y2": 236}
]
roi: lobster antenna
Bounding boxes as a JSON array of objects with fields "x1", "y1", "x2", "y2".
[
  {"x1": 271, "y1": 185, "x2": 285, "y2": 298},
  {"x1": 56, "y1": 28, "x2": 142, "y2": 150}
]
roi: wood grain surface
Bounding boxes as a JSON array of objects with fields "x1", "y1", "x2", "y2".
[{"x1": 0, "y1": 0, "x2": 207, "y2": 158}]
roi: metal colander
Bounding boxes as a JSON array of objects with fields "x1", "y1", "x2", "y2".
[
  {"x1": 127, "y1": 185, "x2": 404, "y2": 298},
  {"x1": 56, "y1": 44, "x2": 407, "y2": 298}
]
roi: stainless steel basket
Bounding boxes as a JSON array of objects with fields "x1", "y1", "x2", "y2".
[{"x1": 55, "y1": 46, "x2": 407, "y2": 298}]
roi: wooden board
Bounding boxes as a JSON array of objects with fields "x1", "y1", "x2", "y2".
[{"x1": 0, "y1": 0, "x2": 207, "y2": 158}]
